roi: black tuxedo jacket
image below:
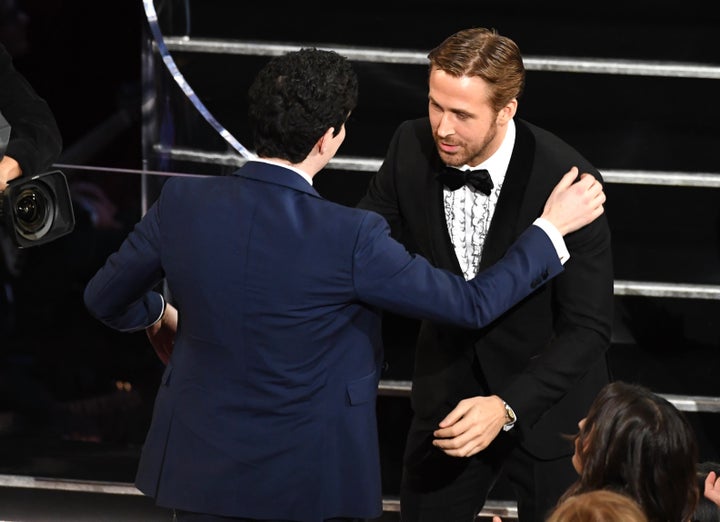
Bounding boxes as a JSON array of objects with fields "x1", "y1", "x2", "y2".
[{"x1": 359, "y1": 117, "x2": 613, "y2": 459}]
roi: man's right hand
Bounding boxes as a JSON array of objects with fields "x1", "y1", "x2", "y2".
[
  {"x1": 0, "y1": 155, "x2": 21, "y2": 190},
  {"x1": 540, "y1": 166, "x2": 605, "y2": 236},
  {"x1": 146, "y1": 302, "x2": 178, "y2": 365}
]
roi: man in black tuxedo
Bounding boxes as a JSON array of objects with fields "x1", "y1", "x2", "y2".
[{"x1": 358, "y1": 27, "x2": 613, "y2": 522}]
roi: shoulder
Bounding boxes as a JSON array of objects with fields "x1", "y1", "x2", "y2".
[
  {"x1": 517, "y1": 118, "x2": 575, "y2": 149},
  {"x1": 157, "y1": 174, "x2": 231, "y2": 206},
  {"x1": 387, "y1": 117, "x2": 435, "y2": 158},
  {"x1": 321, "y1": 196, "x2": 387, "y2": 226},
  {"x1": 161, "y1": 174, "x2": 209, "y2": 193},
  {"x1": 516, "y1": 119, "x2": 600, "y2": 177},
  {"x1": 392, "y1": 117, "x2": 431, "y2": 140}
]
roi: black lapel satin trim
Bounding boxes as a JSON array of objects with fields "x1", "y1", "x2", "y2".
[{"x1": 479, "y1": 120, "x2": 536, "y2": 269}]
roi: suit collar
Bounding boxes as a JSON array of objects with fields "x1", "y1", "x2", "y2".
[
  {"x1": 232, "y1": 160, "x2": 321, "y2": 197},
  {"x1": 250, "y1": 157, "x2": 314, "y2": 185}
]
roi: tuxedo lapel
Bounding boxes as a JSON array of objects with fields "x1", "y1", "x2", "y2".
[{"x1": 479, "y1": 120, "x2": 536, "y2": 270}]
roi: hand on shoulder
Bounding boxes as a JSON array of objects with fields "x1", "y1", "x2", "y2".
[{"x1": 540, "y1": 166, "x2": 605, "y2": 236}]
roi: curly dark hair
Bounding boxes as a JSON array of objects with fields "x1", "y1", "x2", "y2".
[
  {"x1": 562, "y1": 381, "x2": 699, "y2": 522},
  {"x1": 247, "y1": 47, "x2": 358, "y2": 164}
]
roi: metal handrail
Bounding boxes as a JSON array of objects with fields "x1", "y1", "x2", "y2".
[
  {"x1": 32, "y1": 463, "x2": 720, "y2": 520},
  {"x1": 613, "y1": 281, "x2": 720, "y2": 300},
  {"x1": 378, "y1": 380, "x2": 720, "y2": 413},
  {"x1": 153, "y1": 145, "x2": 720, "y2": 189},
  {"x1": 159, "y1": 37, "x2": 720, "y2": 80},
  {"x1": 0, "y1": 474, "x2": 517, "y2": 520}
]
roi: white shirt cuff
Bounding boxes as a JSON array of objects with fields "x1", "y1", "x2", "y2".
[
  {"x1": 532, "y1": 217, "x2": 570, "y2": 265},
  {"x1": 147, "y1": 293, "x2": 166, "y2": 328}
]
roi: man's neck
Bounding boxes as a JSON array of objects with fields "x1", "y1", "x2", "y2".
[{"x1": 255, "y1": 157, "x2": 315, "y2": 185}]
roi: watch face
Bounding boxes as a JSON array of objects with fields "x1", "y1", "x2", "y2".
[{"x1": 503, "y1": 401, "x2": 516, "y2": 426}]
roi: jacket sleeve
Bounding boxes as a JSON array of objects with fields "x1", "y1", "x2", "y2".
[
  {"x1": 502, "y1": 190, "x2": 614, "y2": 438},
  {"x1": 83, "y1": 201, "x2": 166, "y2": 332},
  {"x1": 353, "y1": 211, "x2": 564, "y2": 329},
  {"x1": 356, "y1": 121, "x2": 407, "y2": 239}
]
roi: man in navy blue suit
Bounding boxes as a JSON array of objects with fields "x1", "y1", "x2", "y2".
[{"x1": 83, "y1": 48, "x2": 605, "y2": 522}]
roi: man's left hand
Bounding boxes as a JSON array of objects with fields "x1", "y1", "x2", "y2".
[{"x1": 432, "y1": 395, "x2": 506, "y2": 457}]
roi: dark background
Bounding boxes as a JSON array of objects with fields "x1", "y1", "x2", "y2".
[{"x1": 0, "y1": 0, "x2": 719, "y2": 515}]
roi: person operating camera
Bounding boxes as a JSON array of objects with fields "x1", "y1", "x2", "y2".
[
  {"x1": 0, "y1": 41, "x2": 62, "y2": 190},
  {"x1": 0, "y1": 39, "x2": 62, "y2": 332}
]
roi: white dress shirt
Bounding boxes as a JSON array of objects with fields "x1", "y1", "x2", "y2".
[{"x1": 442, "y1": 119, "x2": 568, "y2": 280}]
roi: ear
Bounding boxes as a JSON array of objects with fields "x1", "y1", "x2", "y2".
[
  {"x1": 317, "y1": 127, "x2": 336, "y2": 155},
  {"x1": 496, "y1": 99, "x2": 517, "y2": 125}
]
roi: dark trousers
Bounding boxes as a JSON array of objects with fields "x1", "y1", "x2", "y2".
[
  {"x1": 174, "y1": 510, "x2": 365, "y2": 522},
  {"x1": 400, "y1": 437, "x2": 577, "y2": 522}
]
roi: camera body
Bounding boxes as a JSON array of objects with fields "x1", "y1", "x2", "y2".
[
  {"x1": 1, "y1": 170, "x2": 75, "y2": 248},
  {"x1": 0, "y1": 111, "x2": 75, "y2": 248}
]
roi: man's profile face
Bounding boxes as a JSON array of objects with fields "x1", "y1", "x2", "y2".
[{"x1": 427, "y1": 68, "x2": 501, "y2": 168}]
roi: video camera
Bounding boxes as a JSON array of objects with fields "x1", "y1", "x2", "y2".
[{"x1": 0, "y1": 112, "x2": 75, "y2": 248}]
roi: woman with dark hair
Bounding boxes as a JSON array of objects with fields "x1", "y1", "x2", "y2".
[{"x1": 563, "y1": 380, "x2": 699, "y2": 522}]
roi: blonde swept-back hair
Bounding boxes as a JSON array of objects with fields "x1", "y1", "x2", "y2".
[
  {"x1": 427, "y1": 27, "x2": 525, "y2": 113},
  {"x1": 547, "y1": 489, "x2": 648, "y2": 522}
]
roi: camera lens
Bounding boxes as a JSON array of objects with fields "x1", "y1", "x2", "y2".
[{"x1": 13, "y1": 183, "x2": 55, "y2": 240}]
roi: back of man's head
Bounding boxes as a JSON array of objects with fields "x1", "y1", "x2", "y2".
[{"x1": 248, "y1": 47, "x2": 358, "y2": 164}]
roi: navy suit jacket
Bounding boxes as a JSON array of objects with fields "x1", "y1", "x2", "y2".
[
  {"x1": 84, "y1": 160, "x2": 564, "y2": 521},
  {"x1": 358, "y1": 118, "x2": 613, "y2": 467}
]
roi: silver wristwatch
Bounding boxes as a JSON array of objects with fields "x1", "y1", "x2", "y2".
[{"x1": 502, "y1": 400, "x2": 517, "y2": 432}]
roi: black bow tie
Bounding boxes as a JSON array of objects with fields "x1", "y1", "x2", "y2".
[{"x1": 437, "y1": 167, "x2": 494, "y2": 196}]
